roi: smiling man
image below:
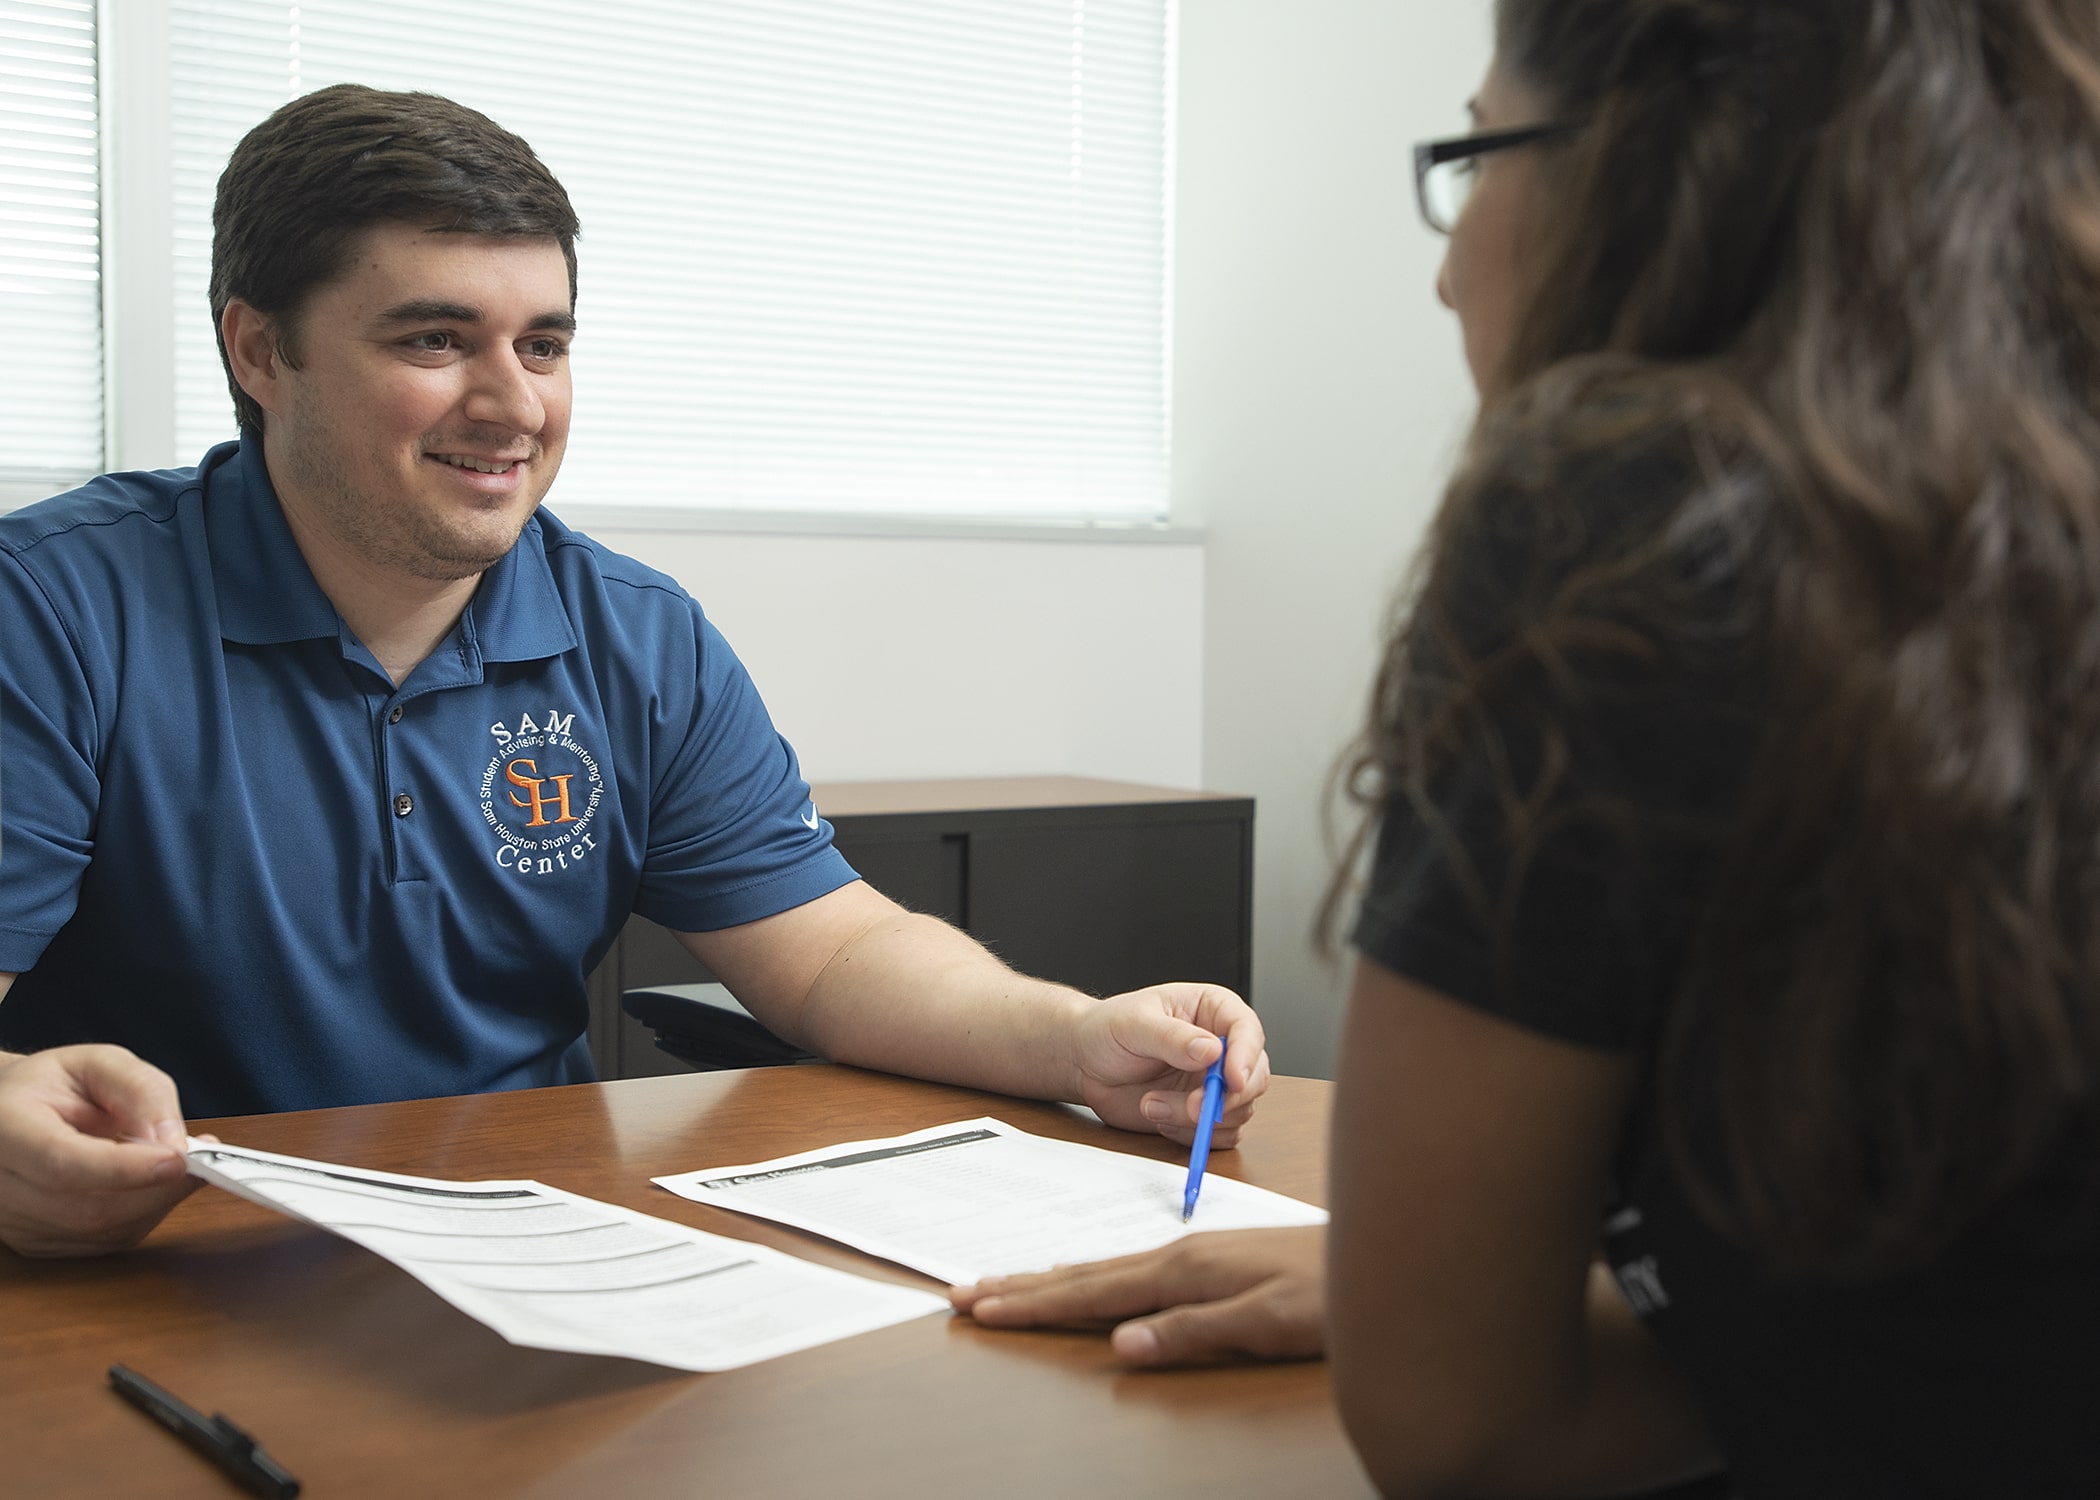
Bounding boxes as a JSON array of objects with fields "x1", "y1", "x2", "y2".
[{"x1": 0, "y1": 85, "x2": 1268, "y2": 1258}]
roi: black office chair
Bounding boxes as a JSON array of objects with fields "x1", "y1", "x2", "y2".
[{"x1": 621, "y1": 983, "x2": 816, "y2": 1071}]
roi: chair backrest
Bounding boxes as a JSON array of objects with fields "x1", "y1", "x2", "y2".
[{"x1": 621, "y1": 983, "x2": 816, "y2": 1071}]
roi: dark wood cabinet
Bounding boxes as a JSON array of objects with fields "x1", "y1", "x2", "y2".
[{"x1": 586, "y1": 776, "x2": 1255, "y2": 1078}]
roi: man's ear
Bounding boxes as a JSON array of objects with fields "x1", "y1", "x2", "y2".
[{"x1": 221, "y1": 301, "x2": 288, "y2": 419}]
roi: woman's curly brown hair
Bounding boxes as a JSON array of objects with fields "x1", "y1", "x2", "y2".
[{"x1": 1333, "y1": 0, "x2": 2100, "y2": 1274}]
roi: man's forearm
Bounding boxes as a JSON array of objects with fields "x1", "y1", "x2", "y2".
[
  {"x1": 789, "y1": 908, "x2": 1096, "y2": 1102},
  {"x1": 677, "y1": 882, "x2": 1256, "y2": 1139}
]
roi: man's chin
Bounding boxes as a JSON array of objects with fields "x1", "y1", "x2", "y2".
[
  {"x1": 412, "y1": 513, "x2": 540, "y2": 583},
  {"x1": 414, "y1": 558, "x2": 507, "y2": 584}
]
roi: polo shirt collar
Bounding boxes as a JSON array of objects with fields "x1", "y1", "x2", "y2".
[
  {"x1": 208, "y1": 435, "x2": 339, "y2": 645},
  {"x1": 206, "y1": 432, "x2": 576, "y2": 664},
  {"x1": 469, "y1": 513, "x2": 578, "y2": 665}
]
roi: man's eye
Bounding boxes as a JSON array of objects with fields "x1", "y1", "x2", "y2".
[
  {"x1": 522, "y1": 337, "x2": 568, "y2": 362},
  {"x1": 407, "y1": 331, "x2": 456, "y2": 353}
]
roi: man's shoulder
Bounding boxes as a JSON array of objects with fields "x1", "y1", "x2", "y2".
[
  {"x1": 0, "y1": 465, "x2": 202, "y2": 565},
  {"x1": 528, "y1": 506, "x2": 701, "y2": 617}
]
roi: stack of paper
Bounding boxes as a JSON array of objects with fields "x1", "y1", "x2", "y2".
[{"x1": 185, "y1": 1141, "x2": 946, "y2": 1372}]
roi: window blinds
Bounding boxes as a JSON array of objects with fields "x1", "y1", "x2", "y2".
[
  {"x1": 0, "y1": 0, "x2": 100, "y2": 486},
  {"x1": 167, "y1": 0, "x2": 1172, "y2": 520}
]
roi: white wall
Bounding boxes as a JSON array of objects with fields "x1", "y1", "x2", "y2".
[
  {"x1": 588, "y1": 526, "x2": 1206, "y2": 789},
  {"x1": 1181, "y1": 1, "x2": 1493, "y2": 1077}
]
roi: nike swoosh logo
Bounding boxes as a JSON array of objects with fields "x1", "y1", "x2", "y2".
[{"x1": 801, "y1": 805, "x2": 821, "y2": 831}]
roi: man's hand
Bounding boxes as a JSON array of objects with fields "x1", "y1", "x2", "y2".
[
  {"x1": 1071, "y1": 982, "x2": 1270, "y2": 1146},
  {"x1": 951, "y1": 1225, "x2": 1326, "y2": 1366},
  {"x1": 0, "y1": 1046, "x2": 200, "y2": 1257},
  {"x1": 683, "y1": 890, "x2": 1272, "y2": 1135}
]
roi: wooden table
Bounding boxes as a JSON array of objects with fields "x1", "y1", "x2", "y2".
[{"x1": 1, "y1": 1069, "x2": 1370, "y2": 1498}]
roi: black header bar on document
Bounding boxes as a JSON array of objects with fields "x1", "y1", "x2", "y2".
[{"x1": 695, "y1": 1129, "x2": 1000, "y2": 1190}]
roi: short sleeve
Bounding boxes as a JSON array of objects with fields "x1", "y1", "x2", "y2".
[
  {"x1": 0, "y1": 549, "x2": 101, "y2": 972},
  {"x1": 629, "y1": 602, "x2": 855, "y2": 931},
  {"x1": 1350, "y1": 455, "x2": 1760, "y2": 1051}
]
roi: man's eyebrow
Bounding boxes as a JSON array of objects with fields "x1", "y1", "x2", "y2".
[{"x1": 371, "y1": 299, "x2": 577, "y2": 334}]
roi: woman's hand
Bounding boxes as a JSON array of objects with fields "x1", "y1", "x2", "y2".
[{"x1": 950, "y1": 1225, "x2": 1325, "y2": 1366}]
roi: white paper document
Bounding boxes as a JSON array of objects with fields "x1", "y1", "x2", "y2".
[
  {"x1": 184, "y1": 1140, "x2": 946, "y2": 1372},
  {"x1": 651, "y1": 1117, "x2": 1330, "y2": 1286}
]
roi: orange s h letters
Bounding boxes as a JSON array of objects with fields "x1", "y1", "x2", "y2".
[{"x1": 505, "y1": 758, "x2": 577, "y2": 827}]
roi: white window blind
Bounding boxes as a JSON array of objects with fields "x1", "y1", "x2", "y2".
[
  {"x1": 0, "y1": 0, "x2": 100, "y2": 487},
  {"x1": 167, "y1": 0, "x2": 1173, "y2": 521}
]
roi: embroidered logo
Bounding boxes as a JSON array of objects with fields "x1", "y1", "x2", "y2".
[{"x1": 481, "y1": 709, "x2": 605, "y2": 877}]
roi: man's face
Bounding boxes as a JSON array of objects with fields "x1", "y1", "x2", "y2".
[{"x1": 250, "y1": 223, "x2": 575, "y2": 584}]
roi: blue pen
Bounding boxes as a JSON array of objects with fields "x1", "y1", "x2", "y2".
[{"x1": 1181, "y1": 1051, "x2": 1228, "y2": 1222}]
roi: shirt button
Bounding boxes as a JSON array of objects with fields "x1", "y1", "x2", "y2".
[
  {"x1": 394, "y1": 792, "x2": 415, "y2": 817},
  {"x1": 389, "y1": 704, "x2": 405, "y2": 724}
]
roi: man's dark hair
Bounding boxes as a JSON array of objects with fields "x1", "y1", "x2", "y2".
[{"x1": 209, "y1": 83, "x2": 581, "y2": 434}]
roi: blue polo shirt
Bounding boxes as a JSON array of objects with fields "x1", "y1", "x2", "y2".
[{"x1": 0, "y1": 437, "x2": 856, "y2": 1117}]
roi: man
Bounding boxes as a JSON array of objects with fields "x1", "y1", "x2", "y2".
[{"x1": 0, "y1": 84, "x2": 1266, "y2": 1258}]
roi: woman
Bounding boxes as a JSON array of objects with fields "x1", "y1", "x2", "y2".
[{"x1": 957, "y1": 0, "x2": 2100, "y2": 1493}]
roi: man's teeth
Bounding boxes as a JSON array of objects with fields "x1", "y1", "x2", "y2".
[{"x1": 436, "y1": 455, "x2": 515, "y2": 474}]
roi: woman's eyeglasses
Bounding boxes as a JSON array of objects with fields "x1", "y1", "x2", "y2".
[{"x1": 1412, "y1": 122, "x2": 1581, "y2": 234}]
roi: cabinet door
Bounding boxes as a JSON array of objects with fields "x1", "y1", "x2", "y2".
[
  {"x1": 965, "y1": 818, "x2": 1251, "y2": 999},
  {"x1": 827, "y1": 828, "x2": 965, "y2": 924}
]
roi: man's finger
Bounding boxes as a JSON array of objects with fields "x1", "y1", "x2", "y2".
[
  {"x1": 1160, "y1": 985, "x2": 1265, "y2": 1089},
  {"x1": 51, "y1": 1046, "x2": 186, "y2": 1145},
  {"x1": 1184, "y1": 1075, "x2": 1263, "y2": 1125},
  {"x1": 0, "y1": 1164, "x2": 201, "y2": 1257},
  {"x1": 1227, "y1": 1040, "x2": 1271, "y2": 1100},
  {"x1": 1140, "y1": 1068, "x2": 1263, "y2": 1141},
  {"x1": 0, "y1": 1049, "x2": 190, "y2": 1195},
  {"x1": 1102, "y1": 998, "x2": 1222, "y2": 1075},
  {"x1": 1218, "y1": 1015, "x2": 1268, "y2": 1092},
  {"x1": 9, "y1": 1133, "x2": 190, "y2": 1194}
]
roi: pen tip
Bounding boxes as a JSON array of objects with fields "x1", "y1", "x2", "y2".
[{"x1": 1182, "y1": 1209, "x2": 1192, "y2": 1222}]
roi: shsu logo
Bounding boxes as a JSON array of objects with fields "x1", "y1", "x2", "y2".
[{"x1": 481, "y1": 708, "x2": 606, "y2": 877}]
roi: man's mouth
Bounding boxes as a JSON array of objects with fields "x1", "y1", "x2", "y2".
[{"x1": 432, "y1": 453, "x2": 526, "y2": 474}]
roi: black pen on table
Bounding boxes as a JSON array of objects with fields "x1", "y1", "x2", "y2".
[
  {"x1": 109, "y1": 1363, "x2": 301, "y2": 1499},
  {"x1": 1181, "y1": 1050, "x2": 1229, "y2": 1221}
]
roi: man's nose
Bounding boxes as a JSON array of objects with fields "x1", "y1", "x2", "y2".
[{"x1": 464, "y1": 347, "x2": 546, "y2": 433}]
